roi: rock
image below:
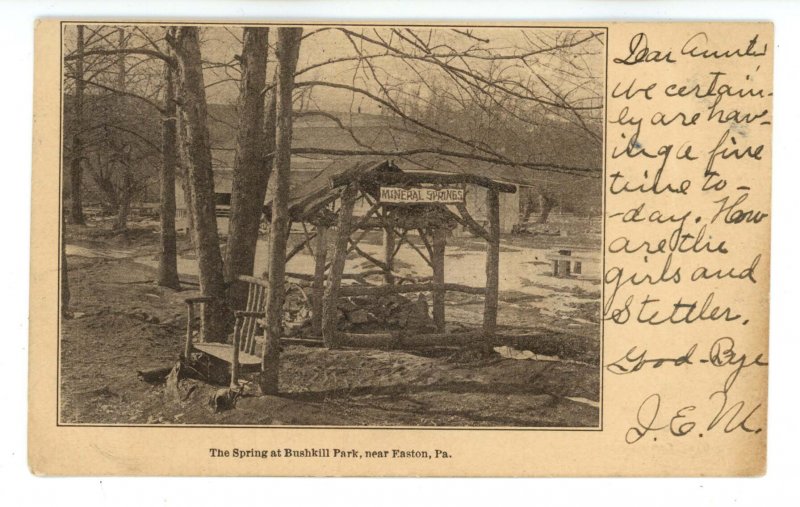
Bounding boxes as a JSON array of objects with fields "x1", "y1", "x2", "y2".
[
  {"x1": 347, "y1": 309, "x2": 371, "y2": 324},
  {"x1": 164, "y1": 362, "x2": 184, "y2": 403},
  {"x1": 137, "y1": 366, "x2": 173, "y2": 384},
  {"x1": 337, "y1": 299, "x2": 359, "y2": 312},
  {"x1": 209, "y1": 387, "x2": 241, "y2": 413},
  {"x1": 331, "y1": 292, "x2": 437, "y2": 332}
]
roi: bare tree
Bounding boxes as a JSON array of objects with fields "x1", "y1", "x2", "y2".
[
  {"x1": 68, "y1": 24, "x2": 86, "y2": 225},
  {"x1": 62, "y1": 24, "x2": 603, "y2": 355},
  {"x1": 61, "y1": 215, "x2": 70, "y2": 318},
  {"x1": 225, "y1": 27, "x2": 271, "y2": 309},
  {"x1": 158, "y1": 50, "x2": 181, "y2": 289},
  {"x1": 170, "y1": 26, "x2": 229, "y2": 342},
  {"x1": 287, "y1": 28, "x2": 602, "y2": 178},
  {"x1": 63, "y1": 25, "x2": 192, "y2": 277},
  {"x1": 259, "y1": 26, "x2": 303, "y2": 395}
]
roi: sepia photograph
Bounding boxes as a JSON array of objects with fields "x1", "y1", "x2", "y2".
[{"x1": 58, "y1": 22, "x2": 605, "y2": 428}]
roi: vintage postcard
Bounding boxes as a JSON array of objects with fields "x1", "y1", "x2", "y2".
[{"x1": 29, "y1": 20, "x2": 771, "y2": 476}]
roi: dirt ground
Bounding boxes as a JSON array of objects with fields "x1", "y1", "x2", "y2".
[{"x1": 60, "y1": 218, "x2": 600, "y2": 427}]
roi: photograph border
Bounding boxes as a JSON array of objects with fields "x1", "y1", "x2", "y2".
[{"x1": 55, "y1": 19, "x2": 608, "y2": 431}]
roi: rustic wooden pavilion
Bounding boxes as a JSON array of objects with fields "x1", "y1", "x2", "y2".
[
  {"x1": 183, "y1": 160, "x2": 516, "y2": 385},
  {"x1": 265, "y1": 159, "x2": 516, "y2": 350}
]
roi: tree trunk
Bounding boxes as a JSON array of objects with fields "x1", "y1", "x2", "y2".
[
  {"x1": 61, "y1": 216, "x2": 70, "y2": 318},
  {"x1": 311, "y1": 225, "x2": 327, "y2": 335},
  {"x1": 114, "y1": 158, "x2": 133, "y2": 232},
  {"x1": 431, "y1": 227, "x2": 446, "y2": 332},
  {"x1": 112, "y1": 28, "x2": 130, "y2": 233},
  {"x1": 322, "y1": 184, "x2": 357, "y2": 349},
  {"x1": 158, "y1": 57, "x2": 181, "y2": 289},
  {"x1": 91, "y1": 171, "x2": 119, "y2": 212},
  {"x1": 69, "y1": 25, "x2": 86, "y2": 225},
  {"x1": 171, "y1": 29, "x2": 195, "y2": 246},
  {"x1": 114, "y1": 174, "x2": 131, "y2": 231},
  {"x1": 382, "y1": 225, "x2": 395, "y2": 284},
  {"x1": 482, "y1": 188, "x2": 500, "y2": 351},
  {"x1": 259, "y1": 27, "x2": 303, "y2": 395},
  {"x1": 519, "y1": 186, "x2": 535, "y2": 224},
  {"x1": 173, "y1": 26, "x2": 229, "y2": 342},
  {"x1": 178, "y1": 162, "x2": 194, "y2": 243},
  {"x1": 225, "y1": 27, "x2": 270, "y2": 310},
  {"x1": 537, "y1": 191, "x2": 556, "y2": 224}
]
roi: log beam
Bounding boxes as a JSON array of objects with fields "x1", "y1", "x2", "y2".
[
  {"x1": 322, "y1": 183, "x2": 357, "y2": 348},
  {"x1": 431, "y1": 227, "x2": 447, "y2": 332},
  {"x1": 454, "y1": 202, "x2": 491, "y2": 241},
  {"x1": 383, "y1": 223, "x2": 395, "y2": 285},
  {"x1": 337, "y1": 282, "x2": 484, "y2": 297},
  {"x1": 330, "y1": 170, "x2": 517, "y2": 194},
  {"x1": 482, "y1": 188, "x2": 501, "y2": 349},
  {"x1": 336, "y1": 330, "x2": 483, "y2": 349},
  {"x1": 350, "y1": 242, "x2": 389, "y2": 271},
  {"x1": 311, "y1": 225, "x2": 327, "y2": 335},
  {"x1": 285, "y1": 231, "x2": 317, "y2": 263},
  {"x1": 394, "y1": 228, "x2": 432, "y2": 267}
]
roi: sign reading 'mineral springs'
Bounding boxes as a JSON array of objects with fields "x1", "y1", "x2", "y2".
[{"x1": 379, "y1": 186, "x2": 465, "y2": 204}]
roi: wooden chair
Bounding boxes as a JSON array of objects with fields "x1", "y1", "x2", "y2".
[
  {"x1": 183, "y1": 275, "x2": 269, "y2": 385},
  {"x1": 183, "y1": 275, "x2": 312, "y2": 387}
]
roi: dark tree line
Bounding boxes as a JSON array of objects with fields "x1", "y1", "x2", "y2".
[{"x1": 63, "y1": 24, "x2": 603, "y2": 393}]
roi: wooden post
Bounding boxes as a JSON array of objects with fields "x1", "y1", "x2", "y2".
[
  {"x1": 431, "y1": 227, "x2": 446, "y2": 332},
  {"x1": 184, "y1": 303, "x2": 194, "y2": 358},
  {"x1": 311, "y1": 225, "x2": 328, "y2": 335},
  {"x1": 482, "y1": 188, "x2": 500, "y2": 349},
  {"x1": 230, "y1": 319, "x2": 241, "y2": 388},
  {"x1": 199, "y1": 302, "x2": 206, "y2": 342},
  {"x1": 322, "y1": 184, "x2": 358, "y2": 348},
  {"x1": 382, "y1": 224, "x2": 395, "y2": 285}
]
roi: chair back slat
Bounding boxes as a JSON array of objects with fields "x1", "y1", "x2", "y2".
[
  {"x1": 243, "y1": 285, "x2": 257, "y2": 352},
  {"x1": 240, "y1": 315, "x2": 250, "y2": 353},
  {"x1": 246, "y1": 282, "x2": 256, "y2": 312},
  {"x1": 226, "y1": 276, "x2": 272, "y2": 358},
  {"x1": 244, "y1": 315, "x2": 255, "y2": 353},
  {"x1": 230, "y1": 279, "x2": 269, "y2": 356},
  {"x1": 248, "y1": 285, "x2": 266, "y2": 354}
]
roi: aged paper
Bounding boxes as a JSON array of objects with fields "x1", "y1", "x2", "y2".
[{"x1": 29, "y1": 20, "x2": 771, "y2": 476}]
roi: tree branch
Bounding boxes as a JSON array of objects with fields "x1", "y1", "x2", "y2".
[
  {"x1": 289, "y1": 146, "x2": 600, "y2": 177},
  {"x1": 65, "y1": 47, "x2": 175, "y2": 67}
]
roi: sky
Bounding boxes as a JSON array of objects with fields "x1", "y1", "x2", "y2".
[
  {"x1": 170, "y1": 25, "x2": 604, "y2": 115},
  {"x1": 61, "y1": 23, "x2": 605, "y2": 129},
  {"x1": 60, "y1": 23, "x2": 606, "y2": 176}
]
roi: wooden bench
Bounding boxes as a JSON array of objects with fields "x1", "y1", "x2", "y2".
[
  {"x1": 183, "y1": 275, "x2": 269, "y2": 385},
  {"x1": 546, "y1": 249, "x2": 585, "y2": 277}
]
